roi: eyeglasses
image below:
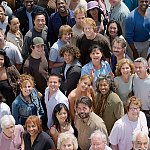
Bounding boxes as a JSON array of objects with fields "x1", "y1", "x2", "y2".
[{"x1": 129, "y1": 107, "x2": 140, "y2": 111}]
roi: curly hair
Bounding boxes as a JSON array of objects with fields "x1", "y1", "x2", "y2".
[
  {"x1": 115, "y1": 58, "x2": 134, "y2": 76},
  {"x1": 96, "y1": 75, "x2": 116, "y2": 93},
  {"x1": 59, "y1": 44, "x2": 80, "y2": 59}
]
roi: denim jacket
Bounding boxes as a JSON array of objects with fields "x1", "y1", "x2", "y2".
[{"x1": 12, "y1": 88, "x2": 44, "y2": 125}]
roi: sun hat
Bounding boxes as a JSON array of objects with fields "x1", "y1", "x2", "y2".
[
  {"x1": 32, "y1": 37, "x2": 44, "y2": 45},
  {"x1": 87, "y1": 1, "x2": 99, "y2": 11}
]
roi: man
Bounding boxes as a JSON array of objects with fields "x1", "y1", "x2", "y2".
[
  {"x1": 133, "y1": 57, "x2": 150, "y2": 133},
  {"x1": 76, "y1": 17, "x2": 111, "y2": 66},
  {"x1": 15, "y1": 0, "x2": 48, "y2": 36},
  {"x1": 109, "y1": 0, "x2": 130, "y2": 34},
  {"x1": 125, "y1": 0, "x2": 150, "y2": 59},
  {"x1": 45, "y1": 74, "x2": 68, "y2": 128},
  {"x1": 23, "y1": 37, "x2": 48, "y2": 95},
  {"x1": 89, "y1": 130, "x2": 112, "y2": 150},
  {"x1": 49, "y1": 25, "x2": 72, "y2": 74},
  {"x1": 75, "y1": 96, "x2": 108, "y2": 150},
  {"x1": 48, "y1": 0, "x2": 75, "y2": 46},
  {"x1": 71, "y1": 5, "x2": 86, "y2": 45},
  {"x1": 0, "y1": 29, "x2": 23, "y2": 70},
  {"x1": 22, "y1": 11, "x2": 49, "y2": 60},
  {"x1": 132, "y1": 131, "x2": 149, "y2": 150}
]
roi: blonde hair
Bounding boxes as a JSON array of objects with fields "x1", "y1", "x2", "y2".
[
  {"x1": 115, "y1": 58, "x2": 134, "y2": 76},
  {"x1": 59, "y1": 25, "x2": 72, "y2": 38},
  {"x1": 83, "y1": 18, "x2": 97, "y2": 32},
  {"x1": 74, "y1": 5, "x2": 86, "y2": 17},
  {"x1": 57, "y1": 132, "x2": 78, "y2": 150}
]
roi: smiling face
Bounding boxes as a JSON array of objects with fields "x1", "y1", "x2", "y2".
[
  {"x1": 98, "y1": 79, "x2": 110, "y2": 95},
  {"x1": 24, "y1": 0, "x2": 34, "y2": 12},
  {"x1": 0, "y1": 7, "x2": 5, "y2": 21},
  {"x1": 56, "y1": 107, "x2": 68, "y2": 124},
  {"x1": 90, "y1": 48, "x2": 102, "y2": 63},
  {"x1": 108, "y1": 22, "x2": 118, "y2": 38},
  {"x1": 21, "y1": 81, "x2": 33, "y2": 97},
  {"x1": 26, "y1": 121, "x2": 39, "y2": 136},
  {"x1": 138, "y1": 0, "x2": 149, "y2": 12},
  {"x1": 78, "y1": 78, "x2": 91, "y2": 92},
  {"x1": 120, "y1": 63, "x2": 131, "y2": 77},
  {"x1": 91, "y1": 136, "x2": 105, "y2": 150},
  {"x1": 63, "y1": 52, "x2": 74, "y2": 64},
  {"x1": 61, "y1": 32, "x2": 72, "y2": 43},
  {"x1": 56, "y1": 0, "x2": 67, "y2": 14},
  {"x1": 60, "y1": 138, "x2": 74, "y2": 150},
  {"x1": 0, "y1": 54, "x2": 4, "y2": 68},
  {"x1": 83, "y1": 24, "x2": 95, "y2": 38},
  {"x1": 89, "y1": 8, "x2": 99, "y2": 20},
  {"x1": 48, "y1": 76, "x2": 60, "y2": 93}
]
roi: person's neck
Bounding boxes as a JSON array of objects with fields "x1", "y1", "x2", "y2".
[
  {"x1": 59, "y1": 10, "x2": 68, "y2": 17},
  {"x1": 30, "y1": 133, "x2": 38, "y2": 142},
  {"x1": 86, "y1": 32, "x2": 97, "y2": 40},
  {"x1": 128, "y1": 115, "x2": 138, "y2": 122},
  {"x1": 9, "y1": 30, "x2": 18, "y2": 35},
  {"x1": 121, "y1": 75, "x2": 130, "y2": 83},
  {"x1": 116, "y1": 54, "x2": 125, "y2": 62},
  {"x1": 76, "y1": 24, "x2": 83, "y2": 30},
  {"x1": 93, "y1": 62, "x2": 101, "y2": 70},
  {"x1": 0, "y1": 40, "x2": 5, "y2": 49},
  {"x1": 31, "y1": 53, "x2": 41, "y2": 59},
  {"x1": 138, "y1": 73, "x2": 149, "y2": 80},
  {"x1": 76, "y1": 87, "x2": 88, "y2": 96},
  {"x1": 34, "y1": 26, "x2": 43, "y2": 33},
  {"x1": 3, "y1": 132, "x2": 13, "y2": 138},
  {"x1": 0, "y1": 16, "x2": 6, "y2": 23},
  {"x1": 138, "y1": 7, "x2": 147, "y2": 16}
]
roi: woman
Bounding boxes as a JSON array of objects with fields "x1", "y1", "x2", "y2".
[
  {"x1": 57, "y1": 132, "x2": 78, "y2": 150},
  {"x1": 68, "y1": 75, "x2": 95, "y2": 120},
  {"x1": 95, "y1": 75, "x2": 124, "y2": 134},
  {"x1": 105, "y1": 20, "x2": 123, "y2": 46},
  {"x1": 60, "y1": 44, "x2": 82, "y2": 96},
  {"x1": 50, "y1": 103, "x2": 74, "y2": 145},
  {"x1": 81, "y1": 45, "x2": 112, "y2": 90},
  {"x1": 0, "y1": 115, "x2": 24, "y2": 150},
  {"x1": 109, "y1": 96, "x2": 148, "y2": 150},
  {"x1": 12, "y1": 74, "x2": 44, "y2": 125},
  {"x1": 5, "y1": 15, "x2": 23, "y2": 53},
  {"x1": 115, "y1": 58, "x2": 134, "y2": 103},
  {"x1": 87, "y1": 1, "x2": 106, "y2": 34},
  {"x1": 0, "y1": 49, "x2": 20, "y2": 107},
  {"x1": 24, "y1": 115, "x2": 55, "y2": 150}
]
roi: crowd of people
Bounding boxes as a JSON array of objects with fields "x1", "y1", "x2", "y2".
[{"x1": 0, "y1": 0, "x2": 150, "y2": 150}]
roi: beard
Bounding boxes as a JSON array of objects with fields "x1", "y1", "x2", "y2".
[{"x1": 78, "y1": 112, "x2": 90, "y2": 119}]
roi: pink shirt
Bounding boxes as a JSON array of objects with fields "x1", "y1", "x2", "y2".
[
  {"x1": 0, "y1": 125, "x2": 24, "y2": 150},
  {"x1": 109, "y1": 111, "x2": 148, "y2": 150}
]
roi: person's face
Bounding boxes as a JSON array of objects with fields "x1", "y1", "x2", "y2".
[
  {"x1": 76, "y1": 103, "x2": 91, "y2": 119},
  {"x1": 79, "y1": 78, "x2": 91, "y2": 92},
  {"x1": 138, "y1": 0, "x2": 149, "y2": 12},
  {"x1": 56, "y1": 0, "x2": 67, "y2": 14},
  {"x1": 134, "y1": 62, "x2": 147, "y2": 79},
  {"x1": 0, "y1": 7, "x2": 5, "y2": 20},
  {"x1": 21, "y1": 81, "x2": 33, "y2": 97},
  {"x1": 32, "y1": 44, "x2": 44, "y2": 56},
  {"x1": 63, "y1": 52, "x2": 74, "y2": 64},
  {"x1": 109, "y1": 0, "x2": 120, "y2": 7},
  {"x1": 61, "y1": 32, "x2": 72, "y2": 43},
  {"x1": 60, "y1": 138, "x2": 74, "y2": 150},
  {"x1": 89, "y1": 8, "x2": 99, "y2": 19},
  {"x1": 90, "y1": 48, "x2": 102, "y2": 63},
  {"x1": 24, "y1": 0, "x2": 34, "y2": 11},
  {"x1": 98, "y1": 79, "x2": 110, "y2": 95},
  {"x1": 120, "y1": 63, "x2": 131, "y2": 77},
  {"x1": 3, "y1": 124, "x2": 15, "y2": 138},
  {"x1": 112, "y1": 42, "x2": 125, "y2": 57},
  {"x1": 91, "y1": 136, "x2": 105, "y2": 150},
  {"x1": 56, "y1": 107, "x2": 68, "y2": 124},
  {"x1": 108, "y1": 22, "x2": 118, "y2": 38},
  {"x1": 128, "y1": 103, "x2": 140, "y2": 121},
  {"x1": 9, "y1": 18, "x2": 20, "y2": 33},
  {"x1": 0, "y1": 54, "x2": 4, "y2": 67},
  {"x1": 48, "y1": 76, "x2": 60, "y2": 92},
  {"x1": 0, "y1": 32, "x2": 5, "y2": 44},
  {"x1": 83, "y1": 24, "x2": 95, "y2": 38},
  {"x1": 75, "y1": 13, "x2": 85, "y2": 27},
  {"x1": 26, "y1": 122, "x2": 39, "y2": 136},
  {"x1": 133, "y1": 134, "x2": 149, "y2": 150},
  {"x1": 34, "y1": 15, "x2": 46, "y2": 32}
]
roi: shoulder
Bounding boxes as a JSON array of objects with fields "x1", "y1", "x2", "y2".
[
  {"x1": 108, "y1": 92, "x2": 121, "y2": 102},
  {"x1": 15, "y1": 124, "x2": 24, "y2": 133}
]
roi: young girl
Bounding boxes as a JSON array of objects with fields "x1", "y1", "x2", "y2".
[{"x1": 50, "y1": 103, "x2": 74, "y2": 146}]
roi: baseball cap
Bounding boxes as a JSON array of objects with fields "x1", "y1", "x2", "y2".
[
  {"x1": 87, "y1": 1, "x2": 99, "y2": 11},
  {"x1": 32, "y1": 37, "x2": 44, "y2": 45}
]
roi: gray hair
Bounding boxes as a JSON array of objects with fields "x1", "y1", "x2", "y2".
[
  {"x1": 90, "y1": 130, "x2": 107, "y2": 143},
  {"x1": 132, "y1": 130, "x2": 149, "y2": 143},
  {"x1": 57, "y1": 132, "x2": 78, "y2": 150},
  {"x1": 1, "y1": 115, "x2": 15, "y2": 129},
  {"x1": 134, "y1": 57, "x2": 148, "y2": 67}
]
